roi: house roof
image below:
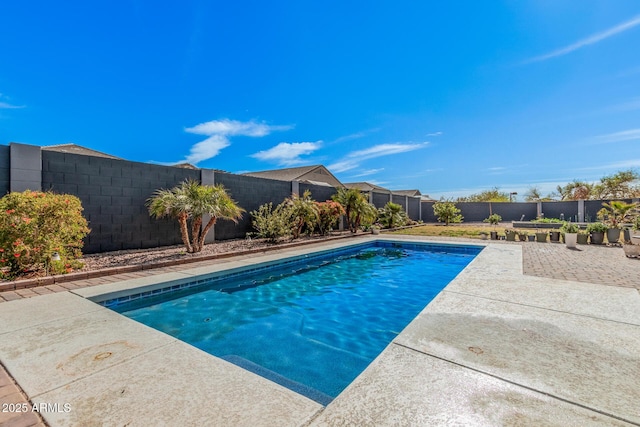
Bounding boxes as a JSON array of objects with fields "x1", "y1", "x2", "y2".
[
  {"x1": 242, "y1": 165, "x2": 343, "y2": 186},
  {"x1": 393, "y1": 189, "x2": 422, "y2": 197},
  {"x1": 344, "y1": 182, "x2": 391, "y2": 193},
  {"x1": 42, "y1": 143, "x2": 122, "y2": 160}
]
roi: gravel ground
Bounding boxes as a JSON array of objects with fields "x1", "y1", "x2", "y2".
[{"x1": 78, "y1": 233, "x2": 352, "y2": 272}]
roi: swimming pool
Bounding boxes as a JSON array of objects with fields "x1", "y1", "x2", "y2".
[{"x1": 108, "y1": 241, "x2": 482, "y2": 404}]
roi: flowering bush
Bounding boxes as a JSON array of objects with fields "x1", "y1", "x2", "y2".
[
  {"x1": 315, "y1": 200, "x2": 345, "y2": 235},
  {"x1": 0, "y1": 191, "x2": 90, "y2": 279}
]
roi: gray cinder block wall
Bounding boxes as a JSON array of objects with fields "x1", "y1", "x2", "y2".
[
  {"x1": 41, "y1": 150, "x2": 200, "y2": 253},
  {"x1": 0, "y1": 145, "x2": 9, "y2": 196},
  {"x1": 214, "y1": 172, "x2": 292, "y2": 240}
]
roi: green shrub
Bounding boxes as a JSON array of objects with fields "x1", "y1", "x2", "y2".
[
  {"x1": 560, "y1": 221, "x2": 579, "y2": 233},
  {"x1": 586, "y1": 222, "x2": 608, "y2": 233},
  {"x1": 282, "y1": 191, "x2": 319, "y2": 239},
  {"x1": 250, "y1": 202, "x2": 292, "y2": 242},
  {"x1": 0, "y1": 190, "x2": 90, "y2": 278},
  {"x1": 432, "y1": 201, "x2": 463, "y2": 226},
  {"x1": 531, "y1": 218, "x2": 562, "y2": 223},
  {"x1": 483, "y1": 214, "x2": 502, "y2": 228}
]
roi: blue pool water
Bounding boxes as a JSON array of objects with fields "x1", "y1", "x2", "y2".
[{"x1": 110, "y1": 241, "x2": 481, "y2": 404}]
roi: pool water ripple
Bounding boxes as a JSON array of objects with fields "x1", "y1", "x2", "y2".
[{"x1": 113, "y1": 242, "x2": 481, "y2": 402}]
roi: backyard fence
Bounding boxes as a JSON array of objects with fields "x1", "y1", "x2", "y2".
[{"x1": 1, "y1": 142, "x2": 636, "y2": 253}]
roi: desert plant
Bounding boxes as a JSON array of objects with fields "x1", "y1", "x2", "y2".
[
  {"x1": 331, "y1": 188, "x2": 377, "y2": 233},
  {"x1": 283, "y1": 191, "x2": 319, "y2": 239},
  {"x1": 147, "y1": 179, "x2": 244, "y2": 253},
  {"x1": 560, "y1": 221, "x2": 580, "y2": 234},
  {"x1": 0, "y1": 190, "x2": 90, "y2": 278},
  {"x1": 432, "y1": 201, "x2": 463, "y2": 226},
  {"x1": 483, "y1": 214, "x2": 502, "y2": 229},
  {"x1": 315, "y1": 200, "x2": 345, "y2": 235},
  {"x1": 377, "y1": 202, "x2": 408, "y2": 229},
  {"x1": 597, "y1": 200, "x2": 639, "y2": 229},
  {"x1": 250, "y1": 202, "x2": 292, "y2": 242}
]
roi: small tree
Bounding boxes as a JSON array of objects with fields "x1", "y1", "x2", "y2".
[
  {"x1": 433, "y1": 201, "x2": 463, "y2": 226},
  {"x1": 597, "y1": 200, "x2": 639, "y2": 229},
  {"x1": 378, "y1": 202, "x2": 408, "y2": 229},
  {"x1": 147, "y1": 179, "x2": 244, "y2": 253},
  {"x1": 483, "y1": 213, "x2": 502, "y2": 230},
  {"x1": 332, "y1": 188, "x2": 377, "y2": 233},
  {"x1": 315, "y1": 200, "x2": 345, "y2": 235},
  {"x1": 283, "y1": 190, "x2": 319, "y2": 239},
  {"x1": 0, "y1": 190, "x2": 90, "y2": 278}
]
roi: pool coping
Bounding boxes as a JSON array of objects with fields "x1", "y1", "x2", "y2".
[{"x1": 1, "y1": 235, "x2": 639, "y2": 426}]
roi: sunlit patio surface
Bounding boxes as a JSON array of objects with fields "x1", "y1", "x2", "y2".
[{"x1": 1, "y1": 235, "x2": 639, "y2": 426}]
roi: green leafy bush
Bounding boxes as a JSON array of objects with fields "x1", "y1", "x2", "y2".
[
  {"x1": 432, "y1": 201, "x2": 463, "y2": 226},
  {"x1": 282, "y1": 191, "x2": 319, "y2": 239},
  {"x1": 483, "y1": 214, "x2": 502, "y2": 228},
  {"x1": 531, "y1": 218, "x2": 562, "y2": 223},
  {"x1": 586, "y1": 222, "x2": 608, "y2": 233},
  {"x1": 250, "y1": 202, "x2": 292, "y2": 242},
  {"x1": 0, "y1": 190, "x2": 90, "y2": 278},
  {"x1": 560, "y1": 221, "x2": 579, "y2": 233}
]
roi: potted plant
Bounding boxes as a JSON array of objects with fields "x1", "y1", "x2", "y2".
[
  {"x1": 504, "y1": 228, "x2": 517, "y2": 241},
  {"x1": 560, "y1": 221, "x2": 579, "y2": 248},
  {"x1": 586, "y1": 222, "x2": 608, "y2": 245},
  {"x1": 516, "y1": 230, "x2": 529, "y2": 242},
  {"x1": 535, "y1": 230, "x2": 548, "y2": 242},
  {"x1": 577, "y1": 230, "x2": 589, "y2": 245},
  {"x1": 483, "y1": 214, "x2": 502, "y2": 240},
  {"x1": 623, "y1": 217, "x2": 640, "y2": 257},
  {"x1": 549, "y1": 229, "x2": 561, "y2": 243},
  {"x1": 597, "y1": 200, "x2": 639, "y2": 245}
]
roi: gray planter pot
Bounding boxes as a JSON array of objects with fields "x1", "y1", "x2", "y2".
[
  {"x1": 607, "y1": 228, "x2": 620, "y2": 244},
  {"x1": 536, "y1": 232, "x2": 548, "y2": 242},
  {"x1": 590, "y1": 232, "x2": 605, "y2": 245}
]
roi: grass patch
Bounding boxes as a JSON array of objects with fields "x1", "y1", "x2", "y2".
[{"x1": 389, "y1": 224, "x2": 497, "y2": 239}]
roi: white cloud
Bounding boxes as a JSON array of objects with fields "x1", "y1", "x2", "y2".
[
  {"x1": 185, "y1": 119, "x2": 292, "y2": 137},
  {"x1": 525, "y1": 14, "x2": 640, "y2": 63},
  {"x1": 0, "y1": 102, "x2": 24, "y2": 109},
  {"x1": 251, "y1": 141, "x2": 321, "y2": 165},
  {"x1": 349, "y1": 143, "x2": 427, "y2": 160},
  {"x1": 351, "y1": 168, "x2": 385, "y2": 178},
  {"x1": 327, "y1": 160, "x2": 359, "y2": 173},
  {"x1": 328, "y1": 142, "x2": 428, "y2": 174},
  {"x1": 183, "y1": 135, "x2": 230, "y2": 164},
  {"x1": 0, "y1": 93, "x2": 24, "y2": 109},
  {"x1": 178, "y1": 118, "x2": 292, "y2": 164},
  {"x1": 594, "y1": 129, "x2": 640, "y2": 144}
]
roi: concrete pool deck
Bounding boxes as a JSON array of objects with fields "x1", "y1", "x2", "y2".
[{"x1": 1, "y1": 236, "x2": 639, "y2": 426}]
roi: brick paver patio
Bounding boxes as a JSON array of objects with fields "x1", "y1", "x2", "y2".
[{"x1": 1, "y1": 238, "x2": 638, "y2": 425}]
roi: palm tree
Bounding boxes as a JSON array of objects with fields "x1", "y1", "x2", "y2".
[
  {"x1": 146, "y1": 179, "x2": 244, "y2": 253},
  {"x1": 332, "y1": 188, "x2": 377, "y2": 233}
]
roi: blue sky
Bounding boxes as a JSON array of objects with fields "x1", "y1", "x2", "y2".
[{"x1": 1, "y1": 1, "x2": 639, "y2": 200}]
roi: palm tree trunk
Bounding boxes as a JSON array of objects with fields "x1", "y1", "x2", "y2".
[
  {"x1": 190, "y1": 216, "x2": 203, "y2": 252},
  {"x1": 178, "y1": 214, "x2": 193, "y2": 253},
  {"x1": 197, "y1": 217, "x2": 217, "y2": 251}
]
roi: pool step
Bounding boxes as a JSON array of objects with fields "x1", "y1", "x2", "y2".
[{"x1": 221, "y1": 355, "x2": 333, "y2": 406}]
